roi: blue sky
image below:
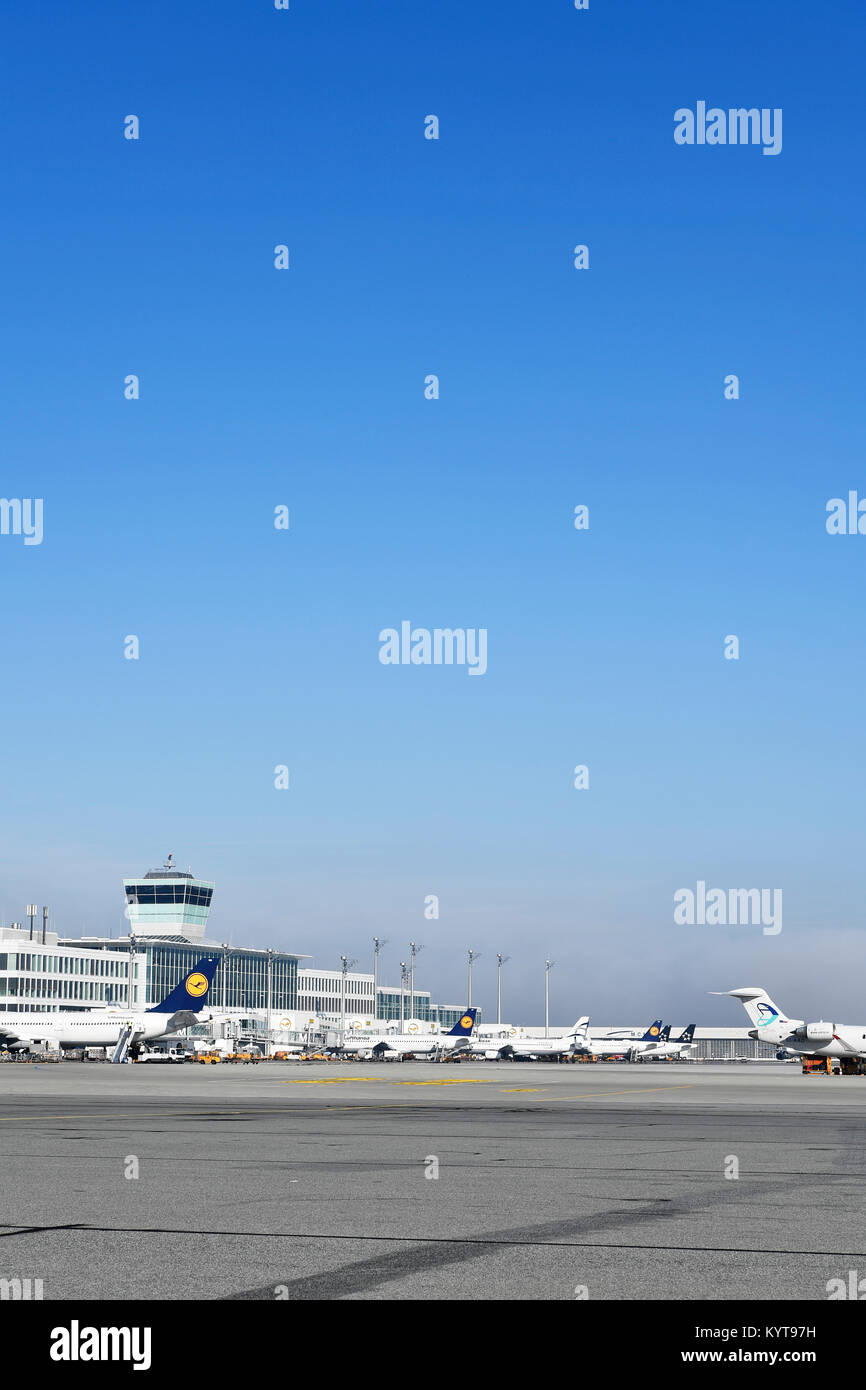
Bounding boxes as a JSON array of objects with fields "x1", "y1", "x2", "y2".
[{"x1": 1, "y1": 0, "x2": 864, "y2": 1023}]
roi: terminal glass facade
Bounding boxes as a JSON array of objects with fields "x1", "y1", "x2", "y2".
[
  {"x1": 297, "y1": 971, "x2": 376, "y2": 1018},
  {"x1": 0, "y1": 949, "x2": 130, "y2": 1010},
  {"x1": 376, "y1": 987, "x2": 432, "y2": 1022},
  {"x1": 131, "y1": 942, "x2": 299, "y2": 1011},
  {"x1": 431, "y1": 1004, "x2": 471, "y2": 1030}
]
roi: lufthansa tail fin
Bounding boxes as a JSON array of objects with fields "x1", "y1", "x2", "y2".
[
  {"x1": 678, "y1": 1023, "x2": 696, "y2": 1044},
  {"x1": 641, "y1": 1019, "x2": 664, "y2": 1042},
  {"x1": 447, "y1": 1008, "x2": 478, "y2": 1037},
  {"x1": 658, "y1": 1024, "x2": 672, "y2": 1042},
  {"x1": 147, "y1": 958, "x2": 219, "y2": 1014}
]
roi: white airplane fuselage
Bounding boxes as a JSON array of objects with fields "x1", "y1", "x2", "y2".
[
  {"x1": 575, "y1": 1037, "x2": 659, "y2": 1058},
  {"x1": 0, "y1": 1008, "x2": 197, "y2": 1051},
  {"x1": 509, "y1": 1039, "x2": 575, "y2": 1058},
  {"x1": 767, "y1": 1030, "x2": 866, "y2": 1060},
  {"x1": 506, "y1": 1019, "x2": 589, "y2": 1059},
  {"x1": 720, "y1": 988, "x2": 866, "y2": 1061},
  {"x1": 635, "y1": 1042, "x2": 695, "y2": 1060},
  {"x1": 355, "y1": 1033, "x2": 471, "y2": 1057}
]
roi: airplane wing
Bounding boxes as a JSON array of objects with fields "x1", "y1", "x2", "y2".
[{"x1": 163, "y1": 1009, "x2": 206, "y2": 1033}]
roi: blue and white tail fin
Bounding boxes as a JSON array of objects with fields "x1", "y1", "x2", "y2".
[
  {"x1": 147, "y1": 958, "x2": 219, "y2": 1014},
  {"x1": 658, "y1": 1024, "x2": 672, "y2": 1042},
  {"x1": 678, "y1": 1023, "x2": 696, "y2": 1044},
  {"x1": 717, "y1": 988, "x2": 799, "y2": 1032},
  {"x1": 447, "y1": 1008, "x2": 478, "y2": 1037},
  {"x1": 567, "y1": 1016, "x2": 589, "y2": 1040},
  {"x1": 641, "y1": 1019, "x2": 664, "y2": 1042}
]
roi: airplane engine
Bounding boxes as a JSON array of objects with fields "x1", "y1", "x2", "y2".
[
  {"x1": 802, "y1": 1022, "x2": 835, "y2": 1045},
  {"x1": 749, "y1": 1023, "x2": 791, "y2": 1045}
]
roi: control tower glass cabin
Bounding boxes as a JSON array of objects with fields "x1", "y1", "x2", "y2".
[{"x1": 122, "y1": 856, "x2": 214, "y2": 944}]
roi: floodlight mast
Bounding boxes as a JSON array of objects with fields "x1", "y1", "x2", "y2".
[
  {"x1": 544, "y1": 959, "x2": 556, "y2": 1038},
  {"x1": 372, "y1": 937, "x2": 388, "y2": 1021},
  {"x1": 467, "y1": 948, "x2": 481, "y2": 1007},
  {"x1": 496, "y1": 953, "x2": 510, "y2": 1025},
  {"x1": 340, "y1": 954, "x2": 358, "y2": 1042}
]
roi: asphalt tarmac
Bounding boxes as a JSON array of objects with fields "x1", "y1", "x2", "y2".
[{"x1": 0, "y1": 1061, "x2": 863, "y2": 1300}]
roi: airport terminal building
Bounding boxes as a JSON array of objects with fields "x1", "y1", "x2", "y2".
[
  {"x1": 0, "y1": 861, "x2": 470, "y2": 1037},
  {"x1": 0, "y1": 859, "x2": 776, "y2": 1056}
]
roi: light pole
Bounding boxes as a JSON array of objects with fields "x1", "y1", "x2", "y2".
[
  {"x1": 372, "y1": 936, "x2": 388, "y2": 1020},
  {"x1": 128, "y1": 935, "x2": 136, "y2": 1009},
  {"x1": 408, "y1": 941, "x2": 423, "y2": 1022},
  {"x1": 399, "y1": 961, "x2": 407, "y2": 1030},
  {"x1": 496, "y1": 953, "x2": 510, "y2": 1025},
  {"x1": 467, "y1": 948, "x2": 481, "y2": 1006},
  {"x1": 340, "y1": 955, "x2": 357, "y2": 1044},
  {"x1": 544, "y1": 959, "x2": 556, "y2": 1038},
  {"x1": 26, "y1": 905, "x2": 37, "y2": 943},
  {"x1": 266, "y1": 949, "x2": 274, "y2": 1057}
]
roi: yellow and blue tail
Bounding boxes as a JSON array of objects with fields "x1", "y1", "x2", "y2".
[
  {"x1": 447, "y1": 1008, "x2": 478, "y2": 1037},
  {"x1": 146, "y1": 958, "x2": 219, "y2": 1014}
]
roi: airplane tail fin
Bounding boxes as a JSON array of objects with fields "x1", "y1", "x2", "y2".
[
  {"x1": 717, "y1": 988, "x2": 794, "y2": 1032},
  {"x1": 678, "y1": 1023, "x2": 696, "y2": 1044},
  {"x1": 641, "y1": 1019, "x2": 664, "y2": 1042},
  {"x1": 147, "y1": 958, "x2": 219, "y2": 1014},
  {"x1": 658, "y1": 1024, "x2": 671, "y2": 1042},
  {"x1": 567, "y1": 1015, "x2": 589, "y2": 1039},
  {"x1": 447, "y1": 1008, "x2": 478, "y2": 1037}
]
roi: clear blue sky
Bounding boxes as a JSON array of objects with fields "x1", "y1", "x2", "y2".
[{"x1": 1, "y1": 0, "x2": 864, "y2": 1024}]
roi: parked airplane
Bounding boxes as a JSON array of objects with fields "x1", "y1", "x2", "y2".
[
  {"x1": 635, "y1": 1023, "x2": 697, "y2": 1060},
  {"x1": 0, "y1": 958, "x2": 220, "y2": 1055},
  {"x1": 715, "y1": 988, "x2": 866, "y2": 1061},
  {"x1": 596, "y1": 1024, "x2": 656, "y2": 1040},
  {"x1": 354, "y1": 1009, "x2": 479, "y2": 1059},
  {"x1": 504, "y1": 1018, "x2": 590, "y2": 1060},
  {"x1": 573, "y1": 1019, "x2": 665, "y2": 1059}
]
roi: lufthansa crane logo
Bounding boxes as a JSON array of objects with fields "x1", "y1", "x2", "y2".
[
  {"x1": 460, "y1": 1015, "x2": 473, "y2": 1029},
  {"x1": 649, "y1": 1025, "x2": 659, "y2": 1036},
  {"x1": 185, "y1": 972, "x2": 209, "y2": 998}
]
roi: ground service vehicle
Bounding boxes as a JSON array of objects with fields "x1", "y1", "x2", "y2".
[{"x1": 801, "y1": 1056, "x2": 832, "y2": 1074}]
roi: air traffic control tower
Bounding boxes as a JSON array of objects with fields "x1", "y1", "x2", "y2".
[{"x1": 122, "y1": 854, "x2": 214, "y2": 943}]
